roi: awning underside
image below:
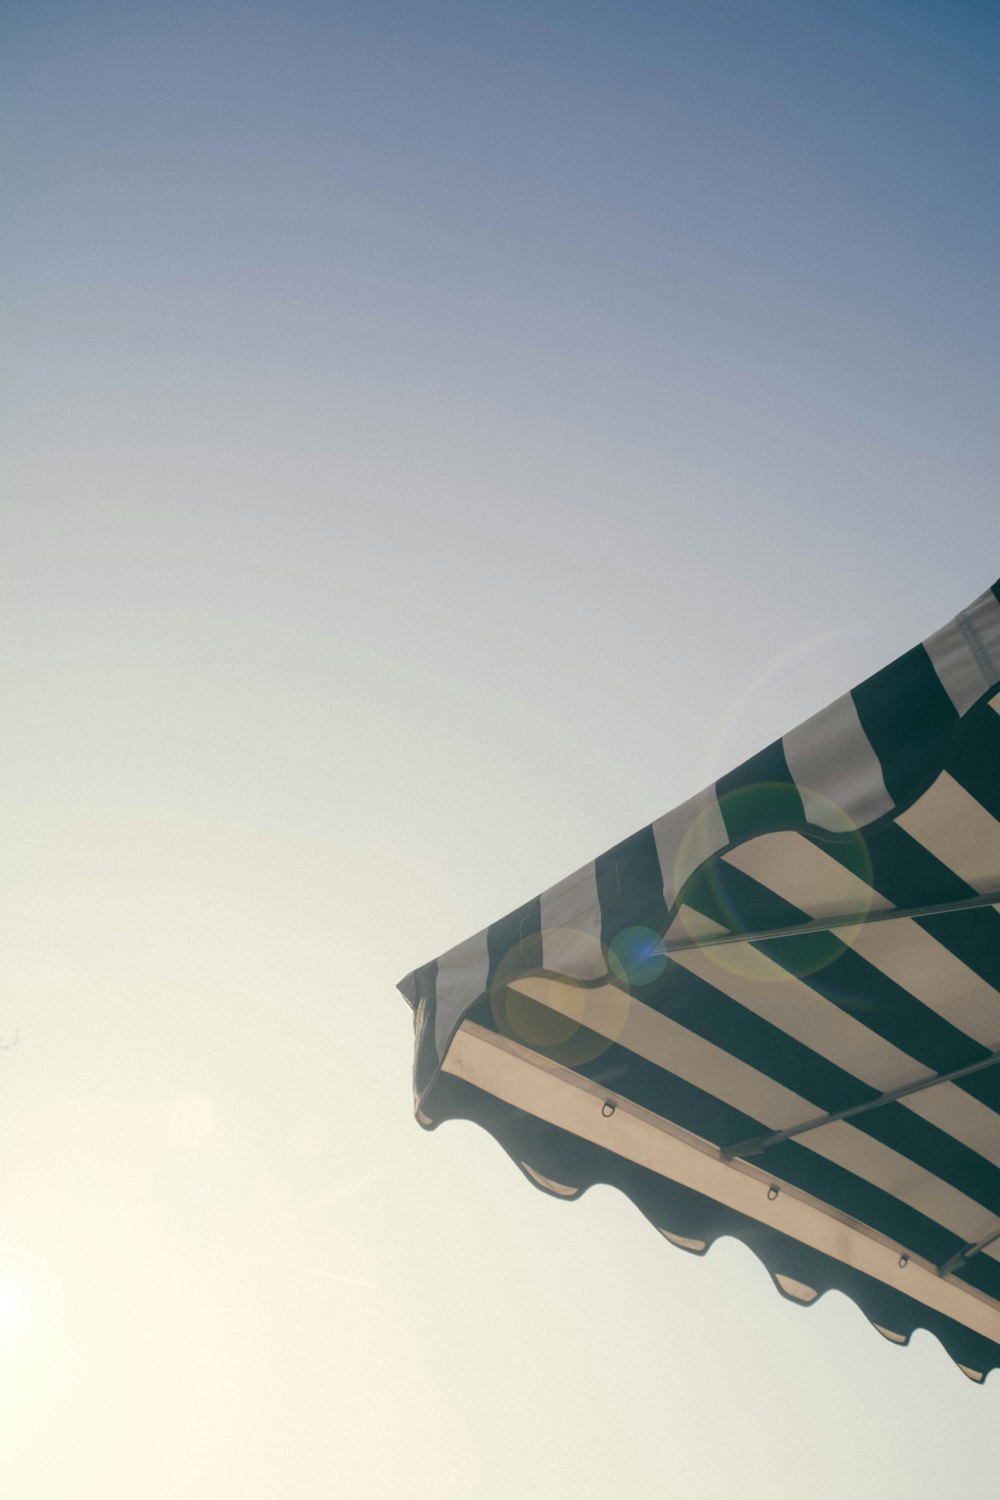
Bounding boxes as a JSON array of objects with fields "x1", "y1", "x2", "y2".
[{"x1": 400, "y1": 583, "x2": 1000, "y2": 1382}]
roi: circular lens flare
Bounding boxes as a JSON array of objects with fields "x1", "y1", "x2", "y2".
[
  {"x1": 0, "y1": 1277, "x2": 34, "y2": 1338},
  {"x1": 608, "y1": 926, "x2": 667, "y2": 987},
  {"x1": 489, "y1": 928, "x2": 629, "y2": 1067},
  {"x1": 673, "y1": 783, "x2": 876, "y2": 985}
]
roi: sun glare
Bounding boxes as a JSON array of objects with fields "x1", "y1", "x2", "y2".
[{"x1": 0, "y1": 1272, "x2": 39, "y2": 1340}]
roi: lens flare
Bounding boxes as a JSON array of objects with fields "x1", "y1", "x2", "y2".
[
  {"x1": 0, "y1": 1276, "x2": 35, "y2": 1338},
  {"x1": 489, "y1": 927, "x2": 629, "y2": 1067},
  {"x1": 608, "y1": 926, "x2": 668, "y2": 987},
  {"x1": 672, "y1": 783, "x2": 876, "y2": 985}
]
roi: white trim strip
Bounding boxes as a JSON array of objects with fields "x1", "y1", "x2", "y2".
[
  {"x1": 442, "y1": 1023, "x2": 1000, "y2": 1346},
  {"x1": 507, "y1": 975, "x2": 1000, "y2": 1244}
]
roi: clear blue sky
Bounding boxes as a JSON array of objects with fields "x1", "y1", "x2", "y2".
[{"x1": 3, "y1": 3, "x2": 999, "y2": 1496}]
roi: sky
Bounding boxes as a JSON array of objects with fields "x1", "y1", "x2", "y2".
[{"x1": 2, "y1": 1, "x2": 999, "y2": 1494}]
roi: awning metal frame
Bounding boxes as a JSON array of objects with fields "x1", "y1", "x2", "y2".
[
  {"x1": 723, "y1": 1046, "x2": 1000, "y2": 1161},
  {"x1": 939, "y1": 1228, "x2": 1000, "y2": 1279},
  {"x1": 658, "y1": 888, "x2": 1000, "y2": 956}
]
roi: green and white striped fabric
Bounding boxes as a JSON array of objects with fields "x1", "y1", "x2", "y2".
[{"x1": 398, "y1": 582, "x2": 1000, "y2": 1382}]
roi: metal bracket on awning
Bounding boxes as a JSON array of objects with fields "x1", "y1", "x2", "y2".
[
  {"x1": 722, "y1": 1045, "x2": 1000, "y2": 1161},
  {"x1": 939, "y1": 1226, "x2": 1000, "y2": 1279},
  {"x1": 659, "y1": 888, "x2": 1000, "y2": 956}
]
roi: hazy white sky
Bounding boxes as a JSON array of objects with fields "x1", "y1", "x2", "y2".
[{"x1": 3, "y1": 2, "x2": 999, "y2": 1495}]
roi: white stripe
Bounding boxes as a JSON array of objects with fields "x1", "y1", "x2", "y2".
[
  {"x1": 540, "y1": 863, "x2": 605, "y2": 979},
  {"x1": 925, "y1": 620, "x2": 994, "y2": 716},
  {"x1": 701, "y1": 833, "x2": 1000, "y2": 1162},
  {"x1": 652, "y1": 786, "x2": 727, "y2": 908},
  {"x1": 720, "y1": 830, "x2": 1000, "y2": 1050},
  {"x1": 510, "y1": 973, "x2": 809, "y2": 1130},
  {"x1": 905, "y1": 1087, "x2": 1000, "y2": 1171},
  {"x1": 539, "y1": 862, "x2": 600, "y2": 934},
  {"x1": 669, "y1": 944, "x2": 929, "y2": 1093},
  {"x1": 670, "y1": 943, "x2": 1000, "y2": 1170},
  {"x1": 897, "y1": 772, "x2": 1000, "y2": 893},
  {"x1": 507, "y1": 975, "x2": 999, "y2": 1245},
  {"x1": 852, "y1": 921, "x2": 1000, "y2": 1048},
  {"x1": 805, "y1": 1117, "x2": 994, "y2": 1240},
  {"x1": 924, "y1": 588, "x2": 1000, "y2": 714},
  {"x1": 783, "y1": 691, "x2": 893, "y2": 830},
  {"x1": 442, "y1": 1023, "x2": 1000, "y2": 1348},
  {"x1": 723, "y1": 831, "x2": 892, "y2": 919},
  {"x1": 434, "y1": 928, "x2": 490, "y2": 1056},
  {"x1": 959, "y1": 590, "x2": 1000, "y2": 688}
]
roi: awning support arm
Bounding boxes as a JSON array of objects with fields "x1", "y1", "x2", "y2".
[
  {"x1": 722, "y1": 1045, "x2": 1000, "y2": 1161},
  {"x1": 939, "y1": 1226, "x2": 1000, "y2": 1279},
  {"x1": 659, "y1": 888, "x2": 1000, "y2": 956}
]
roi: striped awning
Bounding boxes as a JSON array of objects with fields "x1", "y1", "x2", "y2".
[{"x1": 398, "y1": 582, "x2": 1000, "y2": 1382}]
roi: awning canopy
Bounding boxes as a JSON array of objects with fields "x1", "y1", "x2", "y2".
[{"x1": 398, "y1": 582, "x2": 1000, "y2": 1382}]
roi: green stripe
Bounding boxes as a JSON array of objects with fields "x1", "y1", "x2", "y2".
[
  {"x1": 852, "y1": 644, "x2": 959, "y2": 807},
  {"x1": 688, "y1": 859, "x2": 991, "y2": 1076},
  {"x1": 715, "y1": 738, "x2": 805, "y2": 842},
  {"x1": 669, "y1": 861, "x2": 1000, "y2": 1215},
  {"x1": 945, "y1": 692, "x2": 1000, "y2": 823},
  {"x1": 820, "y1": 820, "x2": 1000, "y2": 1105}
]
